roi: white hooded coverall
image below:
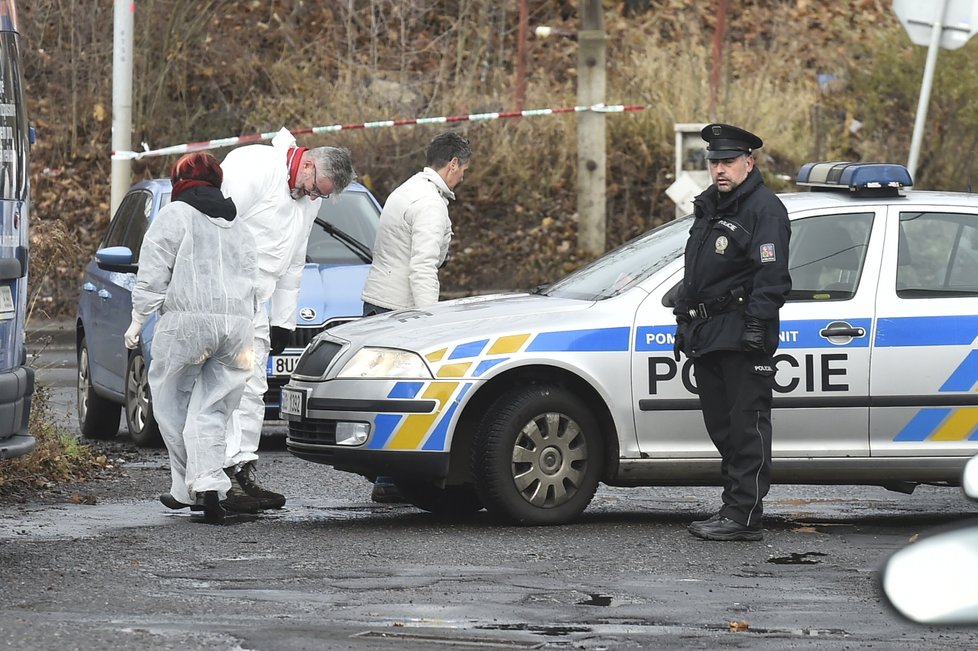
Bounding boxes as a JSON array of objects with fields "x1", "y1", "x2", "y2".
[
  {"x1": 360, "y1": 167, "x2": 454, "y2": 310},
  {"x1": 220, "y1": 128, "x2": 321, "y2": 467},
  {"x1": 131, "y1": 200, "x2": 258, "y2": 505}
]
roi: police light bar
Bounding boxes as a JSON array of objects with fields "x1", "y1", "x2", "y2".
[{"x1": 796, "y1": 162, "x2": 913, "y2": 195}]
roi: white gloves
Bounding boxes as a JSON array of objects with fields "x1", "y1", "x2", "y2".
[{"x1": 124, "y1": 319, "x2": 143, "y2": 349}]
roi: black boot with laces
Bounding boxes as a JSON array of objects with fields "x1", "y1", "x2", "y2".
[
  {"x1": 220, "y1": 467, "x2": 265, "y2": 513},
  {"x1": 235, "y1": 461, "x2": 286, "y2": 509}
]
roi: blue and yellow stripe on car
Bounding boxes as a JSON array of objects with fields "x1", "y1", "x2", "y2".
[
  {"x1": 368, "y1": 326, "x2": 629, "y2": 451},
  {"x1": 894, "y1": 348, "x2": 978, "y2": 442},
  {"x1": 881, "y1": 316, "x2": 978, "y2": 442}
]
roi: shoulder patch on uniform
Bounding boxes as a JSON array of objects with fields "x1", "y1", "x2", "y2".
[{"x1": 759, "y1": 243, "x2": 776, "y2": 263}]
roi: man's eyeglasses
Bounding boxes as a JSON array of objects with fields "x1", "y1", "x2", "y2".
[{"x1": 303, "y1": 165, "x2": 331, "y2": 200}]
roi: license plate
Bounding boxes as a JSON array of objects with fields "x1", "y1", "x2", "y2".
[
  {"x1": 267, "y1": 354, "x2": 301, "y2": 376},
  {"x1": 0, "y1": 285, "x2": 13, "y2": 320},
  {"x1": 279, "y1": 387, "x2": 306, "y2": 420}
]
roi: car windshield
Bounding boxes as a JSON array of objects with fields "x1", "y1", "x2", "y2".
[
  {"x1": 306, "y1": 192, "x2": 380, "y2": 265},
  {"x1": 544, "y1": 216, "x2": 691, "y2": 300}
]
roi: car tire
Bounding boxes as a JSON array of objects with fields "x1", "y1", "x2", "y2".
[
  {"x1": 394, "y1": 480, "x2": 484, "y2": 515},
  {"x1": 472, "y1": 384, "x2": 604, "y2": 526},
  {"x1": 77, "y1": 335, "x2": 121, "y2": 439},
  {"x1": 125, "y1": 350, "x2": 162, "y2": 448}
]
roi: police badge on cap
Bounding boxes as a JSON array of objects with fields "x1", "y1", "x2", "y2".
[{"x1": 701, "y1": 124, "x2": 764, "y2": 160}]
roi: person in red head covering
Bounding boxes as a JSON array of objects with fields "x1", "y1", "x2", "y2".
[{"x1": 125, "y1": 151, "x2": 260, "y2": 524}]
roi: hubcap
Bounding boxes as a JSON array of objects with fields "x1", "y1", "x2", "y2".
[
  {"x1": 511, "y1": 412, "x2": 588, "y2": 508},
  {"x1": 126, "y1": 355, "x2": 150, "y2": 432},
  {"x1": 77, "y1": 347, "x2": 90, "y2": 421}
]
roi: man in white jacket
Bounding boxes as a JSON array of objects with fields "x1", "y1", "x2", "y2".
[
  {"x1": 221, "y1": 127, "x2": 355, "y2": 511},
  {"x1": 360, "y1": 131, "x2": 471, "y2": 501},
  {"x1": 361, "y1": 131, "x2": 471, "y2": 314}
]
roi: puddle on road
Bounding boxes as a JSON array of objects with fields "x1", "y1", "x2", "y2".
[
  {"x1": 0, "y1": 499, "x2": 379, "y2": 541},
  {"x1": 705, "y1": 623, "x2": 849, "y2": 636},
  {"x1": 767, "y1": 551, "x2": 828, "y2": 565},
  {"x1": 354, "y1": 630, "x2": 545, "y2": 649},
  {"x1": 477, "y1": 623, "x2": 592, "y2": 637},
  {"x1": 0, "y1": 502, "x2": 173, "y2": 540},
  {"x1": 577, "y1": 593, "x2": 613, "y2": 606}
]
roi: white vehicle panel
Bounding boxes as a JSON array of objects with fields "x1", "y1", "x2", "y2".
[{"x1": 870, "y1": 203, "x2": 978, "y2": 457}]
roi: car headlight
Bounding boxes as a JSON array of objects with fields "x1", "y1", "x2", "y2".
[{"x1": 336, "y1": 347, "x2": 432, "y2": 379}]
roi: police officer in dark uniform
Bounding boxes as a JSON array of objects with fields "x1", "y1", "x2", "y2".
[{"x1": 673, "y1": 124, "x2": 791, "y2": 541}]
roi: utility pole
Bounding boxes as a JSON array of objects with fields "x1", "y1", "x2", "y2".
[
  {"x1": 577, "y1": 0, "x2": 606, "y2": 257},
  {"x1": 110, "y1": 0, "x2": 134, "y2": 217},
  {"x1": 514, "y1": 0, "x2": 528, "y2": 112}
]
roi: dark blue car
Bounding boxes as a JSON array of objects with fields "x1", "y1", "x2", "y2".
[{"x1": 76, "y1": 178, "x2": 380, "y2": 446}]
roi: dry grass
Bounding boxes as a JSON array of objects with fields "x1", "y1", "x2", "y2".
[
  {"x1": 0, "y1": 385, "x2": 107, "y2": 499},
  {"x1": 21, "y1": 0, "x2": 924, "y2": 306}
]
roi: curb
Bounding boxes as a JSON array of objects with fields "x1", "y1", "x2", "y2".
[{"x1": 25, "y1": 318, "x2": 75, "y2": 348}]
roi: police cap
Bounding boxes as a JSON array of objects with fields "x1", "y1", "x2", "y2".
[{"x1": 701, "y1": 123, "x2": 763, "y2": 160}]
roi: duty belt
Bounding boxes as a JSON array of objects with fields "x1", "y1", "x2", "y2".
[{"x1": 688, "y1": 287, "x2": 746, "y2": 319}]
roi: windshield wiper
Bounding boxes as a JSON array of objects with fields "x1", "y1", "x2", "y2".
[{"x1": 314, "y1": 217, "x2": 373, "y2": 264}]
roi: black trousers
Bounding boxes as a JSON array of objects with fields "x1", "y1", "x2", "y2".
[
  {"x1": 692, "y1": 350, "x2": 775, "y2": 527},
  {"x1": 362, "y1": 301, "x2": 392, "y2": 317}
]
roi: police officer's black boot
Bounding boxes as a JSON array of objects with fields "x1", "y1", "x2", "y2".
[
  {"x1": 687, "y1": 512, "x2": 724, "y2": 535},
  {"x1": 690, "y1": 515, "x2": 763, "y2": 541}
]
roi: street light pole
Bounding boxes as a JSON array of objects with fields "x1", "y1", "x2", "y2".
[
  {"x1": 906, "y1": 0, "x2": 948, "y2": 182},
  {"x1": 577, "y1": 0, "x2": 606, "y2": 257}
]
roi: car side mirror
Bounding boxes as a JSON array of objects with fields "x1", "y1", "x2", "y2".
[
  {"x1": 880, "y1": 522, "x2": 978, "y2": 625},
  {"x1": 964, "y1": 455, "x2": 978, "y2": 501},
  {"x1": 880, "y1": 454, "x2": 978, "y2": 624},
  {"x1": 96, "y1": 246, "x2": 137, "y2": 274}
]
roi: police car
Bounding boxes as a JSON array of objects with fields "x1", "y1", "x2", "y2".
[{"x1": 280, "y1": 162, "x2": 978, "y2": 525}]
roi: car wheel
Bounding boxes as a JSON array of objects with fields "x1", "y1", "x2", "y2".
[
  {"x1": 125, "y1": 350, "x2": 162, "y2": 448},
  {"x1": 472, "y1": 384, "x2": 604, "y2": 526},
  {"x1": 77, "y1": 335, "x2": 121, "y2": 439},
  {"x1": 394, "y1": 480, "x2": 484, "y2": 515}
]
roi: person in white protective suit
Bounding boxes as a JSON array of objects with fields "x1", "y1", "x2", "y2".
[
  {"x1": 220, "y1": 127, "x2": 355, "y2": 511},
  {"x1": 359, "y1": 131, "x2": 472, "y2": 502},
  {"x1": 125, "y1": 152, "x2": 258, "y2": 525}
]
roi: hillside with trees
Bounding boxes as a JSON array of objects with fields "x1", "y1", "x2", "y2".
[{"x1": 19, "y1": 0, "x2": 978, "y2": 318}]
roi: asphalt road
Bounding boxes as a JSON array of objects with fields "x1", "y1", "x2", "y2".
[{"x1": 2, "y1": 322, "x2": 977, "y2": 650}]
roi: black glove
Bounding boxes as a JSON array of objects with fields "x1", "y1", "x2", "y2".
[
  {"x1": 673, "y1": 314, "x2": 690, "y2": 362},
  {"x1": 269, "y1": 326, "x2": 291, "y2": 356},
  {"x1": 741, "y1": 316, "x2": 767, "y2": 353},
  {"x1": 673, "y1": 324, "x2": 686, "y2": 362}
]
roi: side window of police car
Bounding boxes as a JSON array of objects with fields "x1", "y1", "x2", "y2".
[
  {"x1": 787, "y1": 212, "x2": 873, "y2": 301},
  {"x1": 897, "y1": 212, "x2": 978, "y2": 297}
]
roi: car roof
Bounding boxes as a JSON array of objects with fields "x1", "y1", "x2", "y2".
[{"x1": 779, "y1": 188, "x2": 978, "y2": 212}]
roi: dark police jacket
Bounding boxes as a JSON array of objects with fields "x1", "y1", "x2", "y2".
[{"x1": 675, "y1": 167, "x2": 791, "y2": 358}]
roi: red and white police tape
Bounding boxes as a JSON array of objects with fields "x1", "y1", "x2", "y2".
[{"x1": 111, "y1": 103, "x2": 646, "y2": 161}]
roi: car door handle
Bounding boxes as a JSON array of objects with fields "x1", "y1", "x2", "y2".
[
  {"x1": 819, "y1": 322, "x2": 865, "y2": 338},
  {"x1": 97, "y1": 289, "x2": 111, "y2": 300},
  {"x1": 83, "y1": 282, "x2": 96, "y2": 292}
]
